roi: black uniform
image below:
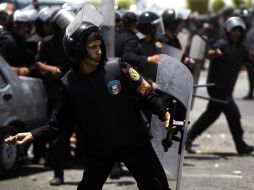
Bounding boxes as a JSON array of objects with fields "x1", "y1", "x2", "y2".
[
  {"x1": 0, "y1": 28, "x2": 31, "y2": 67},
  {"x1": 187, "y1": 38, "x2": 253, "y2": 152},
  {"x1": 31, "y1": 60, "x2": 170, "y2": 190},
  {"x1": 138, "y1": 39, "x2": 159, "y2": 82},
  {"x1": 243, "y1": 26, "x2": 254, "y2": 99},
  {"x1": 36, "y1": 35, "x2": 70, "y2": 103},
  {"x1": 35, "y1": 35, "x2": 73, "y2": 178},
  {"x1": 115, "y1": 29, "x2": 148, "y2": 70},
  {"x1": 156, "y1": 34, "x2": 182, "y2": 50}
]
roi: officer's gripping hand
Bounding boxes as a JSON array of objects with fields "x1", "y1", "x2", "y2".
[
  {"x1": 164, "y1": 112, "x2": 178, "y2": 135},
  {"x1": 50, "y1": 66, "x2": 62, "y2": 76},
  {"x1": 147, "y1": 55, "x2": 160, "y2": 64},
  {"x1": 5, "y1": 132, "x2": 34, "y2": 145},
  {"x1": 18, "y1": 67, "x2": 30, "y2": 76},
  {"x1": 207, "y1": 48, "x2": 222, "y2": 59}
]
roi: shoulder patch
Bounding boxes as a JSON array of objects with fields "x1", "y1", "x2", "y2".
[
  {"x1": 107, "y1": 80, "x2": 121, "y2": 95},
  {"x1": 129, "y1": 68, "x2": 140, "y2": 81}
]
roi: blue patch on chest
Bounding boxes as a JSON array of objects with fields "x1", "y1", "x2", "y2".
[{"x1": 107, "y1": 80, "x2": 121, "y2": 95}]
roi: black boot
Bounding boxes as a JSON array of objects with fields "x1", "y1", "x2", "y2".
[
  {"x1": 235, "y1": 140, "x2": 254, "y2": 155},
  {"x1": 109, "y1": 163, "x2": 125, "y2": 179},
  {"x1": 49, "y1": 172, "x2": 64, "y2": 186},
  {"x1": 243, "y1": 93, "x2": 253, "y2": 100},
  {"x1": 185, "y1": 127, "x2": 200, "y2": 154},
  {"x1": 185, "y1": 138, "x2": 197, "y2": 154}
]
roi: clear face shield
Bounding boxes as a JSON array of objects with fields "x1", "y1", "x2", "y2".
[
  {"x1": 65, "y1": 3, "x2": 103, "y2": 38},
  {"x1": 54, "y1": 9, "x2": 75, "y2": 31},
  {"x1": 152, "y1": 17, "x2": 165, "y2": 35}
]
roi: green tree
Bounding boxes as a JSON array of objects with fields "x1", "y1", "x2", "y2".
[
  {"x1": 187, "y1": 0, "x2": 210, "y2": 15},
  {"x1": 233, "y1": 0, "x2": 245, "y2": 8},
  {"x1": 116, "y1": 0, "x2": 132, "y2": 9},
  {"x1": 212, "y1": 0, "x2": 225, "y2": 12}
]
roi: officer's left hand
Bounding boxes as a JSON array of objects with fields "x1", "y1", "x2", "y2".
[
  {"x1": 164, "y1": 112, "x2": 178, "y2": 135},
  {"x1": 164, "y1": 112, "x2": 170, "y2": 128}
]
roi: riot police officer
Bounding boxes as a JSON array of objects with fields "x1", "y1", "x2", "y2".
[
  {"x1": 115, "y1": 11, "x2": 159, "y2": 69},
  {"x1": 157, "y1": 8, "x2": 196, "y2": 71},
  {"x1": 156, "y1": 8, "x2": 184, "y2": 49},
  {"x1": 0, "y1": 8, "x2": 37, "y2": 75},
  {"x1": 137, "y1": 11, "x2": 160, "y2": 82},
  {"x1": 34, "y1": 8, "x2": 75, "y2": 185},
  {"x1": 238, "y1": 7, "x2": 254, "y2": 100},
  {"x1": 34, "y1": 7, "x2": 55, "y2": 38},
  {"x1": 5, "y1": 5, "x2": 172, "y2": 190},
  {"x1": 186, "y1": 17, "x2": 254, "y2": 155}
]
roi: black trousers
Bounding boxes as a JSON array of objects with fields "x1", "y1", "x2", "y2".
[
  {"x1": 188, "y1": 88, "x2": 244, "y2": 147},
  {"x1": 77, "y1": 141, "x2": 170, "y2": 190},
  {"x1": 50, "y1": 130, "x2": 72, "y2": 177},
  {"x1": 245, "y1": 63, "x2": 254, "y2": 96}
]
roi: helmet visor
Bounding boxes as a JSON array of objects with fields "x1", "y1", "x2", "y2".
[
  {"x1": 152, "y1": 17, "x2": 165, "y2": 35},
  {"x1": 66, "y1": 3, "x2": 103, "y2": 37}
]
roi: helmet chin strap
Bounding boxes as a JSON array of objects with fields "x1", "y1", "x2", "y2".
[{"x1": 86, "y1": 54, "x2": 100, "y2": 66}]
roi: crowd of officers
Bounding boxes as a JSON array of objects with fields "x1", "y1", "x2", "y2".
[{"x1": 1, "y1": 2, "x2": 254, "y2": 186}]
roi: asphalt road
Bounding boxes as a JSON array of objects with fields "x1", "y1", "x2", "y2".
[{"x1": 0, "y1": 68, "x2": 253, "y2": 190}]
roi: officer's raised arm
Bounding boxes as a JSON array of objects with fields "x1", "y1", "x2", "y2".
[{"x1": 120, "y1": 61, "x2": 170, "y2": 127}]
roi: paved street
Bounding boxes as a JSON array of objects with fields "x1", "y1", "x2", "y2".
[{"x1": 0, "y1": 68, "x2": 253, "y2": 190}]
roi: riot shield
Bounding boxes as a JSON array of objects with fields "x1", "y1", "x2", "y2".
[
  {"x1": 150, "y1": 54, "x2": 193, "y2": 190},
  {"x1": 160, "y1": 43, "x2": 183, "y2": 61},
  {"x1": 188, "y1": 34, "x2": 207, "y2": 108},
  {"x1": 177, "y1": 31, "x2": 190, "y2": 53}
]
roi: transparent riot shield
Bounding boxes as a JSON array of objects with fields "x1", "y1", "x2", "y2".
[
  {"x1": 188, "y1": 34, "x2": 207, "y2": 108},
  {"x1": 160, "y1": 43, "x2": 183, "y2": 61},
  {"x1": 101, "y1": 0, "x2": 115, "y2": 57},
  {"x1": 150, "y1": 54, "x2": 193, "y2": 190},
  {"x1": 177, "y1": 31, "x2": 190, "y2": 53}
]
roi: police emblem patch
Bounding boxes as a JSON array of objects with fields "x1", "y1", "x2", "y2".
[
  {"x1": 129, "y1": 68, "x2": 140, "y2": 81},
  {"x1": 107, "y1": 80, "x2": 121, "y2": 95}
]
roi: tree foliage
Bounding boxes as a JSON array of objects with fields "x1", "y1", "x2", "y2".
[
  {"x1": 212, "y1": 0, "x2": 226, "y2": 12},
  {"x1": 187, "y1": 0, "x2": 210, "y2": 15},
  {"x1": 116, "y1": 0, "x2": 132, "y2": 9}
]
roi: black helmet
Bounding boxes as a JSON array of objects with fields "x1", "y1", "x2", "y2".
[
  {"x1": 34, "y1": 7, "x2": 55, "y2": 37},
  {"x1": 220, "y1": 7, "x2": 234, "y2": 20},
  {"x1": 223, "y1": 16, "x2": 246, "y2": 42},
  {"x1": 237, "y1": 7, "x2": 251, "y2": 28},
  {"x1": 208, "y1": 11, "x2": 219, "y2": 24},
  {"x1": 224, "y1": 16, "x2": 246, "y2": 33},
  {"x1": 115, "y1": 11, "x2": 122, "y2": 22},
  {"x1": 13, "y1": 8, "x2": 38, "y2": 23},
  {"x1": 122, "y1": 11, "x2": 137, "y2": 25},
  {"x1": 50, "y1": 9, "x2": 75, "y2": 35},
  {"x1": 63, "y1": 3, "x2": 106, "y2": 69},
  {"x1": 162, "y1": 8, "x2": 190, "y2": 32},
  {"x1": 162, "y1": 8, "x2": 183, "y2": 32},
  {"x1": 63, "y1": 21, "x2": 106, "y2": 69},
  {"x1": 137, "y1": 11, "x2": 159, "y2": 35},
  {"x1": 238, "y1": 7, "x2": 251, "y2": 18}
]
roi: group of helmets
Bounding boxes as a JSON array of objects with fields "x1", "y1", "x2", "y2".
[
  {"x1": 6, "y1": 3, "x2": 78, "y2": 38},
  {"x1": 34, "y1": 7, "x2": 76, "y2": 37},
  {"x1": 11, "y1": 3, "x2": 248, "y2": 66},
  {"x1": 124, "y1": 8, "x2": 191, "y2": 36}
]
